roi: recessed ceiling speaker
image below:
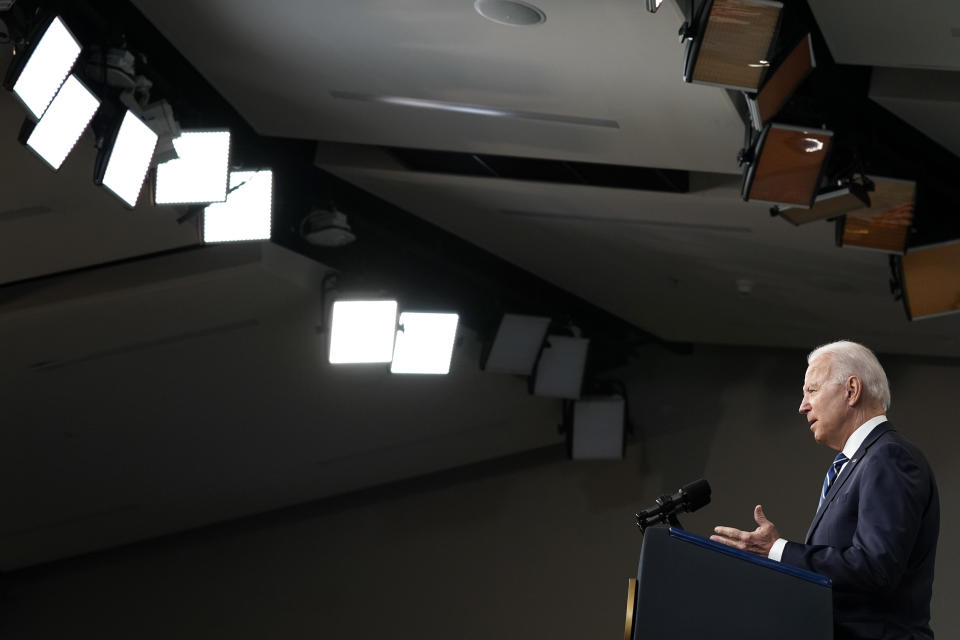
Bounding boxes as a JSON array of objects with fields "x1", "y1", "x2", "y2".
[{"x1": 474, "y1": 0, "x2": 546, "y2": 26}]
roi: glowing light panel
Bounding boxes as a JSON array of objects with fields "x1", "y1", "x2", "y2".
[
  {"x1": 100, "y1": 110, "x2": 159, "y2": 207},
  {"x1": 25, "y1": 74, "x2": 100, "y2": 170},
  {"x1": 390, "y1": 312, "x2": 459, "y2": 374},
  {"x1": 12, "y1": 17, "x2": 82, "y2": 119},
  {"x1": 203, "y1": 170, "x2": 272, "y2": 242},
  {"x1": 329, "y1": 300, "x2": 398, "y2": 364},
  {"x1": 154, "y1": 130, "x2": 230, "y2": 204}
]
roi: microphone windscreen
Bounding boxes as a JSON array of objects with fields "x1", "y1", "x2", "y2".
[{"x1": 681, "y1": 479, "x2": 711, "y2": 512}]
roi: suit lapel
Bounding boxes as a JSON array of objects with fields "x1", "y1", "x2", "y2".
[{"x1": 804, "y1": 422, "x2": 893, "y2": 543}]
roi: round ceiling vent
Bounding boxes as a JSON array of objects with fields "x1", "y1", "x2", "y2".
[{"x1": 474, "y1": 0, "x2": 546, "y2": 26}]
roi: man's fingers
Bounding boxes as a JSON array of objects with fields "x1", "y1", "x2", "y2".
[
  {"x1": 710, "y1": 534, "x2": 744, "y2": 549},
  {"x1": 754, "y1": 504, "x2": 768, "y2": 524},
  {"x1": 713, "y1": 525, "x2": 744, "y2": 539}
]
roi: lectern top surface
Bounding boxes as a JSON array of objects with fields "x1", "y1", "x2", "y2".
[{"x1": 668, "y1": 527, "x2": 832, "y2": 587}]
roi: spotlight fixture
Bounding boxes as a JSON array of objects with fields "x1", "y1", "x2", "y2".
[
  {"x1": 140, "y1": 100, "x2": 181, "y2": 165},
  {"x1": 328, "y1": 299, "x2": 399, "y2": 364},
  {"x1": 21, "y1": 74, "x2": 100, "y2": 170},
  {"x1": 569, "y1": 395, "x2": 627, "y2": 460},
  {"x1": 5, "y1": 15, "x2": 82, "y2": 119},
  {"x1": 682, "y1": 0, "x2": 783, "y2": 91},
  {"x1": 481, "y1": 313, "x2": 551, "y2": 375},
  {"x1": 740, "y1": 123, "x2": 832, "y2": 208},
  {"x1": 746, "y1": 34, "x2": 815, "y2": 130},
  {"x1": 202, "y1": 170, "x2": 273, "y2": 243},
  {"x1": 390, "y1": 312, "x2": 460, "y2": 375},
  {"x1": 94, "y1": 109, "x2": 158, "y2": 207},
  {"x1": 898, "y1": 240, "x2": 960, "y2": 320},
  {"x1": 532, "y1": 335, "x2": 589, "y2": 399},
  {"x1": 301, "y1": 207, "x2": 356, "y2": 247},
  {"x1": 154, "y1": 130, "x2": 231, "y2": 204}
]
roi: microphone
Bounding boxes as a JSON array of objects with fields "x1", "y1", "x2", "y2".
[{"x1": 635, "y1": 479, "x2": 711, "y2": 532}]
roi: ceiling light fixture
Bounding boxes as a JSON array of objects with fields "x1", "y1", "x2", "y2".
[
  {"x1": 836, "y1": 178, "x2": 915, "y2": 254},
  {"x1": 202, "y1": 170, "x2": 273, "y2": 243},
  {"x1": 746, "y1": 34, "x2": 815, "y2": 131},
  {"x1": 390, "y1": 312, "x2": 460, "y2": 375},
  {"x1": 154, "y1": 130, "x2": 231, "y2": 205},
  {"x1": 482, "y1": 313, "x2": 551, "y2": 375},
  {"x1": 301, "y1": 207, "x2": 356, "y2": 247},
  {"x1": 328, "y1": 300, "x2": 399, "y2": 364},
  {"x1": 6, "y1": 16, "x2": 82, "y2": 119},
  {"x1": 740, "y1": 123, "x2": 833, "y2": 208},
  {"x1": 532, "y1": 335, "x2": 590, "y2": 399},
  {"x1": 898, "y1": 240, "x2": 960, "y2": 320},
  {"x1": 682, "y1": 0, "x2": 783, "y2": 91},
  {"x1": 776, "y1": 185, "x2": 869, "y2": 226},
  {"x1": 22, "y1": 74, "x2": 100, "y2": 170},
  {"x1": 330, "y1": 91, "x2": 619, "y2": 129},
  {"x1": 95, "y1": 109, "x2": 159, "y2": 207},
  {"x1": 569, "y1": 395, "x2": 627, "y2": 460}
]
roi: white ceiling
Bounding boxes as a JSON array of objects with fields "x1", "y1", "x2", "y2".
[
  {"x1": 2, "y1": 0, "x2": 960, "y2": 569},
  {"x1": 808, "y1": 0, "x2": 960, "y2": 71}
]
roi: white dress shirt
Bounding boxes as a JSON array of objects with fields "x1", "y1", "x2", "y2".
[{"x1": 768, "y1": 415, "x2": 888, "y2": 562}]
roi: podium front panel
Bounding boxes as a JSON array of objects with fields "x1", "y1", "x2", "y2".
[{"x1": 632, "y1": 527, "x2": 832, "y2": 640}]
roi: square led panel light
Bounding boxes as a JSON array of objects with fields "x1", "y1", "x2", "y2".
[
  {"x1": 24, "y1": 74, "x2": 100, "y2": 170},
  {"x1": 390, "y1": 312, "x2": 459, "y2": 374},
  {"x1": 741, "y1": 124, "x2": 832, "y2": 208},
  {"x1": 778, "y1": 187, "x2": 867, "y2": 226},
  {"x1": 532, "y1": 335, "x2": 589, "y2": 399},
  {"x1": 571, "y1": 396, "x2": 626, "y2": 460},
  {"x1": 900, "y1": 241, "x2": 960, "y2": 320},
  {"x1": 154, "y1": 130, "x2": 230, "y2": 204},
  {"x1": 328, "y1": 300, "x2": 398, "y2": 364},
  {"x1": 838, "y1": 177, "x2": 915, "y2": 254},
  {"x1": 748, "y1": 34, "x2": 815, "y2": 130},
  {"x1": 203, "y1": 170, "x2": 272, "y2": 242},
  {"x1": 683, "y1": 0, "x2": 783, "y2": 91},
  {"x1": 482, "y1": 313, "x2": 551, "y2": 375},
  {"x1": 97, "y1": 110, "x2": 159, "y2": 207},
  {"x1": 9, "y1": 16, "x2": 82, "y2": 119}
]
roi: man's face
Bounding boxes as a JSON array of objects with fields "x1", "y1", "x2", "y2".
[{"x1": 799, "y1": 355, "x2": 851, "y2": 450}]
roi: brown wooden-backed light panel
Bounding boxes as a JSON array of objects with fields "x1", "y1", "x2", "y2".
[
  {"x1": 902, "y1": 241, "x2": 960, "y2": 319},
  {"x1": 692, "y1": 0, "x2": 782, "y2": 90},
  {"x1": 748, "y1": 125, "x2": 832, "y2": 206}
]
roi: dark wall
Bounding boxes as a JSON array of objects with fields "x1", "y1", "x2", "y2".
[{"x1": 2, "y1": 344, "x2": 956, "y2": 639}]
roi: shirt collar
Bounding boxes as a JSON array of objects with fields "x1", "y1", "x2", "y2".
[{"x1": 841, "y1": 415, "x2": 887, "y2": 459}]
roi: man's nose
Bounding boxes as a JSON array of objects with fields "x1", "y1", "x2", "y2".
[{"x1": 799, "y1": 398, "x2": 810, "y2": 414}]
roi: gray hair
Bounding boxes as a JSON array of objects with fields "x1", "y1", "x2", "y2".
[{"x1": 808, "y1": 340, "x2": 891, "y2": 411}]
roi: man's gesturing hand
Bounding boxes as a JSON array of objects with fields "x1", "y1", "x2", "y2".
[{"x1": 710, "y1": 504, "x2": 781, "y2": 556}]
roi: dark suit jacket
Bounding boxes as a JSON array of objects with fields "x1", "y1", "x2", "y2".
[{"x1": 781, "y1": 422, "x2": 940, "y2": 640}]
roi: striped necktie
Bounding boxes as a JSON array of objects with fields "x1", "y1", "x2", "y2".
[{"x1": 819, "y1": 452, "x2": 849, "y2": 511}]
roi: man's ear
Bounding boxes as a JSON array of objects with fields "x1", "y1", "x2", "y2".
[{"x1": 846, "y1": 375, "x2": 863, "y2": 406}]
